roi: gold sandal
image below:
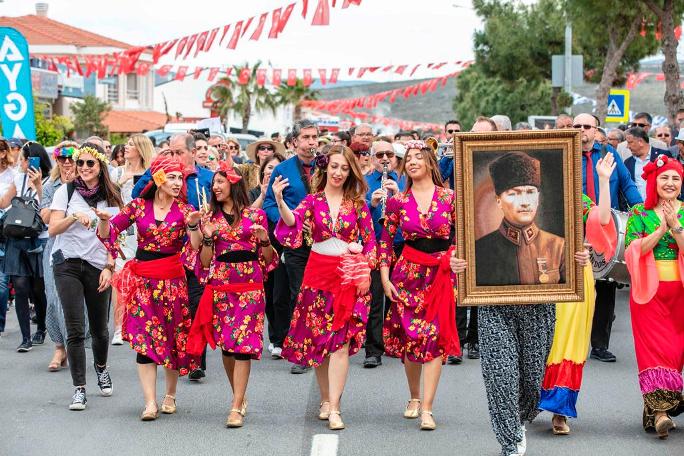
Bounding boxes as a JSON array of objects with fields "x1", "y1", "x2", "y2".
[
  {"x1": 161, "y1": 395, "x2": 176, "y2": 414},
  {"x1": 328, "y1": 410, "x2": 345, "y2": 430},
  {"x1": 226, "y1": 408, "x2": 245, "y2": 428},
  {"x1": 552, "y1": 414, "x2": 570, "y2": 435},
  {"x1": 404, "y1": 399, "x2": 421, "y2": 419},
  {"x1": 140, "y1": 402, "x2": 159, "y2": 421},
  {"x1": 319, "y1": 401, "x2": 331, "y2": 420},
  {"x1": 420, "y1": 411, "x2": 436, "y2": 431},
  {"x1": 240, "y1": 399, "x2": 248, "y2": 416},
  {"x1": 655, "y1": 414, "x2": 674, "y2": 439}
]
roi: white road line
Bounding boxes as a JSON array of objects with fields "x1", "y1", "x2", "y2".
[{"x1": 310, "y1": 434, "x2": 339, "y2": 456}]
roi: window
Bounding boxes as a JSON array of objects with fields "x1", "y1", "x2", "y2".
[{"x1": 126, "y1": 74, "x2": 139, "y2": 100}]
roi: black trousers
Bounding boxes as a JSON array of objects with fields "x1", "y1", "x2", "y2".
[
  {"x1": 54, "y1": 259, "x2": 110, "y2": 387},
  {"x1": 186, "y1": 269, "x2": 207, "y2": 370},
  {"x1": 365, "y1": 269, "x2": 388, "y2": 357},
  {"x1": 13, "y1": 275, "x2": 47, "y2": 340},
  {"x1": 266, "y1": 260, "x2": 291, "y2": 347},
  {"x1": 456, "y1": 306, "x2": 478, "y2": 347},
  {"x1": 276, "y1": 246, "x2": 310, "y2": 351},
  {"x1": 591, "y1": 280, "x2": 617, "y2": 350}
]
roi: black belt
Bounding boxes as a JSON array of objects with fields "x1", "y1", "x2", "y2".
[
  {"x1": 216, "y1": 250, "x2": 258, "y2": 263},
  {"x1": 405, "y1": 238, "x2": 451, "y2": 254},
  {"x1": 136, "y1": 250, "x2": 174, "y2": 261}
]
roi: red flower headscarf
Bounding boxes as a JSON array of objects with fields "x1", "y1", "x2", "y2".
[
  {"x1": 215, "y1": 161, "x2": 242, "y2": 184},
  {"x1": 641, "y1": 154, "x2": 684, "y2": 209},
  {"x1": 141, "y1": 155, "x2": 186, "y2": 198}
]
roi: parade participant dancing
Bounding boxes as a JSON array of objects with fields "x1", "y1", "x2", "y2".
[
  {"x1": 186, "y1": 162, "x2": 277, "y2": 428},
  {"x1": 96, "y1": 155, "x2": 202, "y2": 420},
  {"x1": 624, "y1": 154, "x2": 684, "y2": 439},
  {"x1": 539, "y1": 154, "x2": 617, "y2": 434},
  {"x1": 380, "y1": 140, "x2": 460, "y2": 431},
  {"x1": 272, "y1": 145, "x2": 376, "y2": 431}
]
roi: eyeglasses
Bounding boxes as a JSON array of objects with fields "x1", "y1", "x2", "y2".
[
  {"x1": 446, "y1": 129, "x2": 461, "y2": 134},
  {"x1": 656, "y1": 133, "x2": 671, "y2": 138},
  {"x1": 573, "y1": 124, "x2": 596, "y2": 130},
  {"x1": 355, "y1": 132, "x2": 373, "y2": 138},
  {"x1": 257, "y1": 145, "x2": 275, "y2": 151},
  {"x1": 630, "y1": 122, "x2": 649, "y2": 128},
  {"x1": 162, "y1": 149, "x2": 185, "y2": 157},
  {"x1": 76, "y1": 159, "x2": 97, "y2": 168},
  {"x1": 56, "y1": 156, "x2": 74, "y2": 164},
  {"x1": 375, "y1": 151, "x2": 395, "y2": 159},
  {"x1": 354, "y1": 151, "x2": 371, "y2": 157}
]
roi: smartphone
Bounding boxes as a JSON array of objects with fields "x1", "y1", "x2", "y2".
[{"x1": 28, "y1": 156, "x2": 40, "y2": 171}]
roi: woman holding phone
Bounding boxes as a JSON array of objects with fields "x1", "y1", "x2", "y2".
[{"x1": 0, "y1": 142, "x2": 52, "y2": 353}]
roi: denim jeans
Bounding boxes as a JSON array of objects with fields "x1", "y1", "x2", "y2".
[{"x1": 0, "y1": 271, "x2": 9, "y2": 333}]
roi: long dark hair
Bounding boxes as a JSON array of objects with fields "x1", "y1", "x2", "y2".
[
  {"x1": 209, "y1": 168, "x2": 250, "y2": 226},
  {"x1": 78, "y1": 142, "x2": 123, "y2": 208},
  {"x1": 21, "y1": 141, "x2": 53, "y2": 176},
  {"x1": 259, "y1": 152, "x2": 285, "y2": 184}
]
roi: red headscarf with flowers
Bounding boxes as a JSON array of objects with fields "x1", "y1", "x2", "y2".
[
  {"x1": 641, "y1": 154, "x2": 684, "y2": 209},
  {"x1": 141, "y1": 155, "x2": 186, "y2": 198},
  {"x1": 215, "y1": 161, "x2": 242, "y2": 184}
]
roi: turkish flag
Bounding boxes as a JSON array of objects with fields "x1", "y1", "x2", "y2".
[
  {"x1": 303, "y1": 69, "x2": 312, "y2": 86},
  {"x1": 251, "y1": 13, "x2": 268, "y2": 40},
  {"x1": 318, "y1": 69, "x2": 327, "y2": 85},
  {"x1": 193, "y1": 67, "x2": 203, "y2": 79},
  {"x1": 136, "y1": 62, "x2": 151, "y2": 76},
  {"x1": 207, "y1": 67, "x2": 220, "y2": 81},
  {"x1": 272, "y1": 69, "x2": 282, "y2": 86},
  {"x1": 329, "y1": 68, "x2": 340, "y2": 84},
  {"x1": 256, "y1": 68, "x2": 267, "y2": 87},
  {"x1": 194, "y1": 32, "x2": 208, "y2": 58},
  {"x1": 183, "y1": 34, "x2": 199, "y2": 60},
  {"x1": 175, "y1": 36, "x2": 189, "y2": 59},
  {"x1": 287, "y1": 69, "x2": 297, "y2": 86},
  {"x1": 204, "y1": 28, "x2": 219, "y2": 51},
  {"x1": 312, "y1": 0, "x2": 330, "y2": 25},
  {"x1": 156, "y1": 65, "x2": 173, "y2": 77},
  {"x1": 228, "y1": 21, "x2": 243, "y2": 49},
  {"x1": 219, "y1": 24, "x2": 231, "y2": 45},
  {"x1": 175, "y1": 66, "x2": 189, "y2": 81},
  {"x1": 238, "y1": 67, "x2": 251, "y2": 84}
]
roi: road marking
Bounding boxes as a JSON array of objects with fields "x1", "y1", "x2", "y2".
[{"x1": 310, "y1": 434, "x2": 339, "y2": 456}]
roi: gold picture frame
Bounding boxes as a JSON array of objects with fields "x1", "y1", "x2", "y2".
[{"x1": 453, "y1": 129, "x2": 584, "y2": 306}]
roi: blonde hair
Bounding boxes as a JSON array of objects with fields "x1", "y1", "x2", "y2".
[
  {"x1": 311, "y1": 145, "x2": 368, "y2": 207},
  {"x1": 50, "y1": 140, "x2": 79, "y2": 181},
  {"x1": 128, "y1": 134, "x2": 154, "y2": 169}
]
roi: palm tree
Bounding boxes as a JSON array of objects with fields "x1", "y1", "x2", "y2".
[
  {"x1": 210, "y1": 61, "x2": 277, "y2": 133},
  {"x1": 276, "y1": 79, "x2": 319, "y2": 123}
]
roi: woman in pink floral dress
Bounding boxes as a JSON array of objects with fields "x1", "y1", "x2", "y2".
[
  {"x1": 186, "y1": 162, "x2": 277, "y2": 428},
  {"x1": 96, "y1": 156, "x2": 203, "y2": 421},
  {"x1": 380, "y1": 140, "x2": 461, "y2": 431},
  {"x1": 272, "y1": 145, "x2": 376, "y2": 431}
]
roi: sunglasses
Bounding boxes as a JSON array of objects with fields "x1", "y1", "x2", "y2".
[
  {"x1": 76, "y1": 159, "x2": 97, "y2": 168},
  {"x1": 446, "y1": 129, "x2": 460, "y2": 134},
  {"x1": 56, "y1": 156, "x2": 74, "y2": 163},
  {"x1": 257, "y1": 145, "x2": 275, "y2": 151},
  {"x1": 227, "y1": 145, "x2": 239, "y2": 150},
  {"x1": 630, "y1": 122, "x2": 649, "y2": 128},
  {"x1": 375, "y1": 151, "x2": 395, "y2": 159},
  {"x1": 573, "y1": 124, "x2": 596, "y2": 130},
  {"x1": 354, "y1": 151, "x2": 371, "y2": 157},
  {"x1": 208, "y1": 156, "x2": 216, "y2": 161}
]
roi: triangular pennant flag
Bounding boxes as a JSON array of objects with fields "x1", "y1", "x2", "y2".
[
  {"x1": 272, "y1": 69, "x2": 282, "y2": 86},
  {"x1": 357, "y1": 67, "x2": 368, "y2": 78},
  {"x1": 183, "y1": 34, "x2": 199, "y2": 60},
  {"x1": 303, "y1": 69, "x2": 313, "y2": 86},
  {"x1": 207, "y1": 67, "x2": 220, "y2": 81},
  {"x1": 175, "y1": 66, "x2": 189, "y2": 81},
  {"x1": 193, "y1": 67, "x2": 203, "y2": 79},
  {"x1": 410, "y1": 64, "x2": 421, "y2": 77},
  {"x1": 382, "y1": 65, "x2": 393, "y2": 72},
  {"x1": 302, "y1": 0, "x2": 309, "y2": 18},
  {"x1": 194, "y1": 31, "x2": 208, "y2": 58},
  {"x1": 219, "y1": 24, "x2": 231, "y2": 45},
  {"x1": 318, "y1": 69, "x2": 327, "y2": 85},
  {"x1": 395, "y1": 65, "x2": 407, "y2": 75},
  {"x1": 348, "y1": 67, "x2": 355, "y2": 76},
  {"x1": 228, "y1": 21, "x2": 243, "y2": 49},
  {"x1": 204, "y1": 28, "x2": 219, "y2": 51},
  {"x1": 329, "y1": 68, "x2": 339, "y2": 84},
  {"x1": 241, "y1": 17, "x2": 254, "y2": 38},
  {"x1": 312, "y1": 0, "x2": 330, "y2": 26},
  {"x1": 287, "y1": 69, "x2": 297, "y2": 86},
  {"x1": 175, "y1": 36, "x2": 189, "y2": 59},
  {"x1": 251, "y1": 13, "x2": 268, "y2": 40}
]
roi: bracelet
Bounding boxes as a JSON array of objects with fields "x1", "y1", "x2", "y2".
[
  {"x1": 259, "y1": 238, "x2": 271, "y2": 247},
  {"x1": 187, "y1": 223, "x2": 199, "y2": 231},
  {"x1": 202, "y1": 235, "x2": 214, "y2": 246},
  {"x1": 103, "y1": 263, "x2": 115, "y2": 272},
  {"x1": 671, "y1": 225, "x2": 684, "y2": 234}
]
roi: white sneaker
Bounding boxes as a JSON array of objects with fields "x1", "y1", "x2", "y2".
[
  {"x1": 267, "y1": 343, "x2": 274, "y2": 353},
  {"x1": 517, "y1": 425, "x2": 527, "y2": 455},
  {"x1": 271, "y1": 347, "x2": 283, "y2": 359},
  {"x1": 111, "y1": 329, "x2": 123, "y2": 346}
]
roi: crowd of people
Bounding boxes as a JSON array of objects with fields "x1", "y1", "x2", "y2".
[{"x1": 0, "y1": 108, "x2": 683, "y2": 455}]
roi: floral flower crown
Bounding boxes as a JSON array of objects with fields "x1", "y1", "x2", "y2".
[
  {"x1": 72, "y1": 146, "x2": 109, "y2": 164},
  {"x1": 54, "y1": 146, "x2": 76, "y2": 158}
]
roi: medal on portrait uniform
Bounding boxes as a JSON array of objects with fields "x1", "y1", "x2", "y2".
[{"x1": 537, "y1": 258, "x2": 549, "y2": 283}]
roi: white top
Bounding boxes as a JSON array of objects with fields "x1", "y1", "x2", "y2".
[
  {"x1": 49, "y1": 184, "x2": 109, "y2": 269},
  {"x1": 0, "y1": 167, "x2": 16, "y2": 210},
  {"x1": 14, "y1": 172, "x2": 49, "y2": 239},
  {"x1": 311, "y1": 238, "x2": 350, "y2": 256},
  {"x1": 633, "y1": 152, "x2": 650, "y2": 201}
]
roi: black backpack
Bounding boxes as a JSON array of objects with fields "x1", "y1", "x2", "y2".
[{"x1": 1, "y1": 174, "x2": 48, "y2": 239}]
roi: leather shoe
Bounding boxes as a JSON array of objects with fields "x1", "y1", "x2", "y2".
[
  {"x1": 363, "y1": 356, "x2": 382, "y2": 368},
  {"x1": 290, "y1": 364, "x2": 311, "y2": 374},
  {"x1": 188, "y1": 368, "x2": 206, "y2": 381},
  {"x1": 590, "y1": 348, "x2": 616, "y2": 362},
  {"x1": 467, "y1": 343, "x2": 480, "y2": 360},
  {"x1": 447, "y1": 355, "x2": 462, "y2": 365}
]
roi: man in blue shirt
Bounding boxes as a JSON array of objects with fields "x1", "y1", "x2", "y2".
[
  {"x1": 573, "y1": 113, "x2": 642, "y2": 364},
  {"x1": 362, "y1": 139, "x2": 406, "y2": 368},
  {"x1": 437, "y1": 120, "x2": 462, "y2": 189},
  {"x1": 131, "y1": 132, "x2": 214, "y2": 380},
  {"x1": 263, "y1": 119, "x2": 319, "y2": 374}
]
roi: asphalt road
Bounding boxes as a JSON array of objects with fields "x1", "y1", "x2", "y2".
[{"x1": 0, "y1": 287, "x2": 681, "y2": 456}]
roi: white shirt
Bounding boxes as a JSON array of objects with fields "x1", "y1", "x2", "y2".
[
  {"x1": 0, "y1": 167, "x2": 16, "y2": 209},
  {"x1": 633, "y1": 151, "x2": 651, "y2": 201},
  {"x1": 617, "y1": 137, "x2": 667, "y2": 161},
  {"x1": 49, "y1": 184, "x2": 109, "y2": 269},
  {"x1": 14, "y1": 172, "x2": 49, "y2": 239}
]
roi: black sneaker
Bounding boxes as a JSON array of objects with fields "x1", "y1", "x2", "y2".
[
  {"x1": 94, "y1": 364, "x2": 113, "y2": 396},
  {"x1": 363, "y1": 356, "x2": 382, "y2": 368},
  {"x1": 189, "y1": 368, "x2": 206, "y2": 381},
  {"x1": 290, "y1": 364, "x2": 311, "y2": 374},
  {"x1": 69, "y1": 387, "x2": 87, "y2": 410},
  {"x1": 467, "y1": 343, "x2": 480, "y2": 360},
  {"x1": 31, "y1": 330, "x2": 46, "y2": 345},
  {"x1": 16, "y1": 339, "x2": 32, "y2": 352},
  {"x1": 590, "y1": 348, "x2": 616, "y2": 363},
  {"x1": 447, "y1": 355, "x2": 463, "y2": 365}
]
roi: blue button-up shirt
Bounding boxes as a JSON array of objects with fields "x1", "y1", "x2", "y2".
[
  {"x1": 264, "y1": 155, "x2": 313, "y2": 223},
  {"x1": 365, "y1": 169, "x2": 406, "y2": 241},
  {"x1": 583, "y1": 142, "x2": 642, "y2": 209},
  {"x1": 438, "y1": 156, "x2": 454, "y2": 189},
  {"x1": 131, "y1": 165, "x2": 214, "y2": 210}
]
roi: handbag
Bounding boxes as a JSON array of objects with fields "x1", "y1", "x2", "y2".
[{"x1": 1, "y1": 174, "x2": 46, "y2": 239}]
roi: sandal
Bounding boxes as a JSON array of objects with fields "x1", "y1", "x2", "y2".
[
  {"x1": 655, "y1": 414, "x2": 674, "y2": 439},
  {"x1": 140, "y1": 402, "x2": 159, "y2": 421},
  {"x1": 48, "y1": 349, "x2": 67, "y2": 372},
  {"x1": 328, "y1": 410, "x2": 345, "y2": 430},
  {"x1": 161, "y1": 395, "x2": 176, "y2": 414},
  {"x1": 404, "y1": 399, "x2": 421, "y2": 419},
  {"x1": 226, "y1": 408, "x2": 245, "y2": 428},
  {"x1": 552, "y1": 414, "x2": 570, "y2": 435},
  {"x1": 240, "y1": 399, "x2": 248, "y2": 417},
  {"x1": 319, "y1": 401, "x2": 331, "y2": 420},
  {"x1": 420, "y1": 410, "x2": 436, "y2": 431}
]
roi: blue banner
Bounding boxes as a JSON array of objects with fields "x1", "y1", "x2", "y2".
[{"x1": 0, "y1": 27, "x2": 36, "y2": 140}]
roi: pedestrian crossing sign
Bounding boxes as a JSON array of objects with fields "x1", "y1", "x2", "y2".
[{"x1": 606, "y1": 89, "x2": 629, "y2": 123}]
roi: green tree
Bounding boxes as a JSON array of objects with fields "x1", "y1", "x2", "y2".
[
  {"x1": 275, "y1": 79, "x2": 319, "y2": 123},
  {"x1": 34, "y1": 101, "x2": 74, "y2": 146},
  {"x1": 210, "y1": 62, "x2": 277, "y2": 133},
  {"x1": 70, "y1": 95, "x2": 110, "y2": 139}
]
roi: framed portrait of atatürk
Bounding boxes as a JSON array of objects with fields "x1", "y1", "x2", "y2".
[{"x1": 453, "y1": 129, "x2": 584, "y2": 306}]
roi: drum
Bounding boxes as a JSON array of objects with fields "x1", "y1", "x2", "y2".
[{"x1": 588, "y1": 209, "x2": 630, "y2": 284}]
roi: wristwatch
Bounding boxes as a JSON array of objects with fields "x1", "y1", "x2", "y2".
[
  {"x1": 671, "y1": 225, "x2": 684, "y2": 234},
  {"x1": 103, "y1": 263, "x2": 115, "y2": 272}
]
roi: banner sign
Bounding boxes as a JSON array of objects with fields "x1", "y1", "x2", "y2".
[{"x1": 0, "y1": 27, "x2": 36, "y2": 139}]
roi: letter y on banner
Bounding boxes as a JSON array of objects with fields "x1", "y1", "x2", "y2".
[{"x1": 0, "y1": 28, "x2": 36, "y2": 140}]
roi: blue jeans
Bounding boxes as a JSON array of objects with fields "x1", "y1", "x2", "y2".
[{"x1": 0, "y1": 270, "x2": 9, "y2": 333}]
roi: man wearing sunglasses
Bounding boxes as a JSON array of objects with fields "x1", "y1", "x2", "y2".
[
  {"x1": 616, "y1": 112, "x2": 668, "y2": 160},
  {"x1": 624, "y1": 127, "x2": 671, "y2": 200},
  {"x1": 363, "y1": 140, "x2": 406, "y2": 368},
  {"x1": 573, "y1": 112, "x2": 641, "y2": 364},
  {"x1": 654, "y1": 125, "x2": 680, "y2": 157}
]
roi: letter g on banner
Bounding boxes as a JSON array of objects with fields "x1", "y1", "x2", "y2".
[{"x1": 0, "y1": 28, "x2": 36, "y2": 140}]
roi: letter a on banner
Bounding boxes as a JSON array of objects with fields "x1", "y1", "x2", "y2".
[{"x1": 0, "y1": 28, "x2": 36, "y2": 140}]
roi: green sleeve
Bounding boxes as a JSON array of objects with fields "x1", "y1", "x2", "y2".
[
  {"x1": 581, "y1": 194, "x2": 594, "y2": 226},
  {"x1": 625, "y1": 204, "x2": 646, "y2": 248}
]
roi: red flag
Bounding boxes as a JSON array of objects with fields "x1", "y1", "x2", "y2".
[
  {"x1": 228, "y1": 21, "x2": 243, "y2": 49},
  {"x1": 136, "y1": 61, "x2": 151, "y2": 76},
  {"x1": 193, "y1": 67, "x2": 203, "y2": 79},
  {"x1": 175, "y1": 36, "x2": 189, "y2": 59},
  {"x1": 348, "y1": 67, "x2": 355, "y2": 76},
  {"x1": 219, "y1": 24, "x2": 231, "y2": 45},
  {"x1": 272, "y1": 69, "x2": 282, "y2": 86},
  {"x1": 357, "y1": 67, "x2": 367, "y2": 78},
  {"x1": 303, "y1": 69, "x2": 312, "y2": 86},
  {"x1": 238, "y1": 67, "x2": 251, "y2": 85},
  {"x1": 287, "y1": 69, "x2": 297, "y2": 86},
  {"x1": 382, "y1": 65, "x2": 393, "y2": 72},
  {"x1": 175, "y1": 66, "x2": 189, "y2": 81},
  {"x1": 318, "y1": 69, "x2": 327, "y2": 85},
  {"x1": 302, "y1": 0, "x2": 309, "y2": 17},
  {"x1": 225, "y1": 67, "x2": 233, "y2": 78},
  {"x1": 207, "y1": 67, "x2": 220, "y2": 81},
  {"x1": 269, "y1": 3, "x2": 296, "y2": 38},
  {"x1": 329, "y1": 68, "x2": 339, "y2": 84},
  {"x1": 194, "y1": 31, "x2": 208, "y2": 57},
  {"x1": 256, "y1": 68, "x2": 267, "y2": 87},
  {"x1": 152, "y1": 42, "x2": 165, "y2": 64},
  {"x1": 395, "y1": 65, "x2": 407, "y2": 75},
  {"x1": 251, "y1": 13, "x2": 268, "y2": 40},
  {"x1": 84, "y1": 56, "x2": 98, "y2": 77},
  {"x1": 433, "y1": 62, "x2": 447, "y2": 70},
  {"x1": 156, "y1": 65, "x2": 173, "y2": 77},
  {"x1": 312, "y1": 0, "x2": 330, "y2": 25},
  {"x1": 183, "y1": 34, "x2": 199, "y2": 60},
  {"x1": 342, "y1": 0, "x2": 362, "y2": 7},
  {"x1": 410, "y1": 64, "x2": 421, "y2": 77},
  {"x1": 48, "y1": 58, "x2": 58, "y2": 72},
  {"x1": 204, "y1": 28, "x2": 219, "y2": 51},
  {"x1": 269, "y1": 8, "x2": 282, "y2": 38},
  {"x1": 241, "y1": 17, "x2": 254, "y2": 38}
]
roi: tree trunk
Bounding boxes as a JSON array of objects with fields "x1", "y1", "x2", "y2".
[
  {"x1": 595, "y1": 15, "x2": 642, "y2": 122},
  {"x1": 645, "y1": 0, "x2": 682, "y2": 124},
  {"x1": 241, "y1": 102, "x2": 251, "y2": 134},
  {"x1": 550, "y1": 87, "x2": 560, "y2": 116}
]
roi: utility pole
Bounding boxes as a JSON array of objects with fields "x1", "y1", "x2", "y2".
[{"x1": 564, "y1": 22, "x2": 572, "y2": 115}]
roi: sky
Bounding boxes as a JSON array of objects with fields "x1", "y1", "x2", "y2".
[{"x1": 0, "y1": 0, "x2": 482, "y2": 82}]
